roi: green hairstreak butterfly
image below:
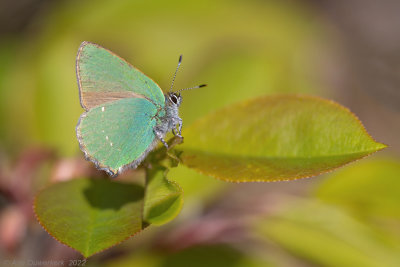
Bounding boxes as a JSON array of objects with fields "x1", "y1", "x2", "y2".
[{"x1": 75, "y1": 41, "x2": 205, "y2": 177}]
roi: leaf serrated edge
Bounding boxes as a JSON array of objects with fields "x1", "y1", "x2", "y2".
[
  {"x1": 298, "y1": 94, "x2": 387, "y2": 149},
  {"x1": 33, "y1": 178, "x2": 149, "y2": 258},
  {"x1": 181, "y1": 148, "x2": 386, "y2": 183}
]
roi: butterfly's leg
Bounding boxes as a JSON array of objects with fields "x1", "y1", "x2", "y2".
[
  {"x1": 154, "y1": 128, "x2": 169, "y2": 149},
  {"x1": 171, "y1": 119, "x2": 182, "y2": 138},
  {"x1": 177, "y1": 118, "x2": 183, "y2": 137}
]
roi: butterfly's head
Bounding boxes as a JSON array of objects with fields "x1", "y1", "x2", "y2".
[{"x1": 167, "y1": 92, "x2": 182, "y2": 107}]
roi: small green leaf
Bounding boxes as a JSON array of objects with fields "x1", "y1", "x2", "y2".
[
  {"x1": 34, "y1": 178, "x2": 145, "y2": 257},
  {"x1": 178, "y1": 95, "x2": 386, "y2": 182},
  {"x1": 143, "y1": 167, "x2": 183, "y2": 225}
]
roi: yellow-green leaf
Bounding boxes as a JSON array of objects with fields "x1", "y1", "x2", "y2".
[{"x1": 179, "y1": 95, "x2": 386, "y2": 182}]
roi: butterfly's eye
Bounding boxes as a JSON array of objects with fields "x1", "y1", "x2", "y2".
[{"x1": 170, "y1": 95, "x2": 178, "y2": 104}]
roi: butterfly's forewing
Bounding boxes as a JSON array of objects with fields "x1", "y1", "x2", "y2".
[
  {"x1": 76, "y1": 98, "x2": 158, "y2": 176},
  {"x1": 76, "y1": 41, "x2": 165, "y2": 110}
]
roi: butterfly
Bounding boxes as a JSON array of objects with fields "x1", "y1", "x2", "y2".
[{"x1": 75, "y1": 41, "x2": 205, "y2": 177}]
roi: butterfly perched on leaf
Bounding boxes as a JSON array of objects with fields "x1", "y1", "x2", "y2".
[{"x1": 75, "y1": 41, "x2": 205, "y2": 177}]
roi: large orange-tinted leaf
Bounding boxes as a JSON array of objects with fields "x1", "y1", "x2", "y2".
[{"x1": 178, "y1": 95, "x2": 386, "y2": 182}]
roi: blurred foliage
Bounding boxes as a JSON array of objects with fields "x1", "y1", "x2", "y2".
[
  {"x1": 0, "y1": 0, "x2": 327, "y2": 157},
  {"x1": 316, "y1": 158, "x2": 400, "y2": 241},
  {"x1": 102, "y1": 244, "x2": 273, "y2": 267},
  {"x1": 256, "y1": 198, "x2": 400, "y2": 267},
  {"x1": 316, "y1": 158, "x2": 400, "y2": 219},
  {"x1": 254, "y1": 158, "x2": 400, "y2": 267}
]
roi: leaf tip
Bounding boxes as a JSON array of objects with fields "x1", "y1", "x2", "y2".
[{"x1": 376, "y1": 142, "x2": 388, "y2": 150}]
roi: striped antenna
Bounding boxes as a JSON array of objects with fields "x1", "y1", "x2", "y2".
[
  {"x1": 175, "y1": 84, "x2": 207, "y2": 94},
  {"x1": 169, "y1": 55, "x2": 183, "y2": 92}
]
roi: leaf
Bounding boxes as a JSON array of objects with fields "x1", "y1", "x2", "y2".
[
  {"x1": 143, "y1": 167, "x2": 183, "y2": 225},
  {"x1": 34, "y1": 178, "x2": 145, "y2": 257},
  {"x1": 178, "y1": 95, "x2": 386, "y2": 182},
  {"x1": 316, "y1": 158, "x2": 400, "y2": 220},
  {"x1": 255, "y1": 198, "x2": 400, "y2": 267}
]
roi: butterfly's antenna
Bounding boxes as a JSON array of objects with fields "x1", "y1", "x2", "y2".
[
  {"x1": 169, "y1": 55, "x2": 183, "y2": 92},
  {"x1": 176, "y1": 84, "x2": 207, "y2": 94}
]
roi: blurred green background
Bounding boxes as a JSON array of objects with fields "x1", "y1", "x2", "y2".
[{"x1": 0, "y1": 0, "x2": 399, "y2": 266}]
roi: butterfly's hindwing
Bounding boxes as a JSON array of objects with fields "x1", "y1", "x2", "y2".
[
  {"x1": 76, "y1": 41, "x2": 165, "y2": 110},
  {"x1": 76, "y1": 98, "x2": 158, "y2": 175}
]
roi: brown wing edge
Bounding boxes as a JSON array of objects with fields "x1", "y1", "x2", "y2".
[
  {"x1": 75, "y1": 41, "x2": 164, "y2": 111},
  {"x1": 76, "y1": 41, "x2": 90, "y2": 111},
  {"x1": 75, "y1": 111, "x2": 160, "y2": 177}
]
